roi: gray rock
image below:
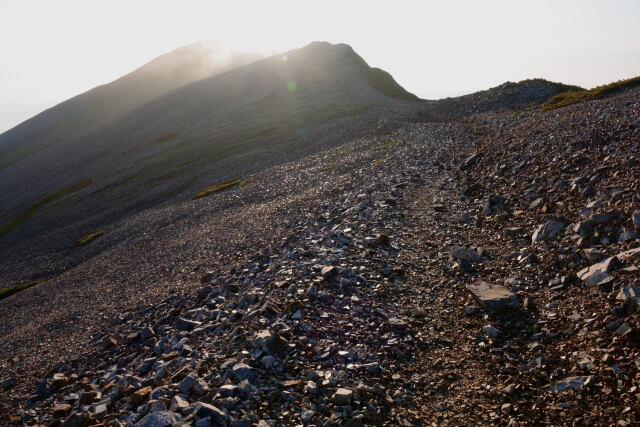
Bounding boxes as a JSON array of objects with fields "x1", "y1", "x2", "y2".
[
  {"x1": 573, "y1": 220, "x2": 595, "y2": 237},
  {"x1": 2, "y1": 377, "x2": 16, "y2": 390},
  {"x1": 170, "y1": 395, "x2": 189, "y2": 412},
  {"x1": 135, "y1": 411, "x2": 181, "y2": 427},
  {"x1": 466, "y1": 280, "x2": 519, "y2": 311},
  {"x1": 582, "y1": 248, "x2": 604, "y2": 262},
  {"x1": 251, "y1": 330, "x2": 288, "y2": 357},
  {"x1": 231, "y1": 363, "x2": 261, "y2": 383},
  {"x1": 591, "y1": 210, "x2": 619, "y2": 224},
  {"x1": 140, "y1": 327, "x2": 155, "y2": 341},
  {"x1": 532, "y1": 220, "x2": 564, "y2": 244},
  {"x1": 178, "y1": 375, "x2": 197, "y2": 394},
  {"x1": 450, "y1": 247, "x2": 484, "y2": 263},
  {"x1": 193, "y1": 402, "x2": 226, "y2": 421},
  {"x1": 483, "y1": 324, "x2": 500, "y2": 338},
  {"x1": 619, "y1": 227, "x2": 640, "y2": 243},
  {"x1": 175, "y1": 318, "x2": 201, "y2": 331},
  {"x1": 550, "y1": 376, "x2": 592, "y2": 392},
  {"x1": 617, "y1": 286, "x2": 640, "y2": 300},
  {"x1": 633, "y1": 211, "x2": 640, "y2": 229},
  {"x1": 577, "y1": 256, "x2": 620, "y2": 285},
  {"x1": 195, "y1": 417, "x2": 212, "y2": 427}
]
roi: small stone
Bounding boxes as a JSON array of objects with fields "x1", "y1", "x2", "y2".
[
  {"x1": 451, "y1": 247, "x2": 484, "y2": 263},
  {"x1": 2, "y1": 377, "x2": 16, "y2": 390},
  {"x1": 321, "y1": 266, "x2": 337, "y2": 278},
  {"x1": 218, "y1": 384, "x2": 238, "y2": 398},
  {"x1": 550, "y1": 376, "x2": 591, "y2": 392},
  {"x1": 193, "y1": 402, "x2": 226, "y2": 420},
  {"x1": 577, "y1": 257, "x2": 620, "y2": 284},
  {"x1": 502, "y1": 384, "x2": 515, "y2": 395},
  {"x1": 52, "y1": 372, "x2": 68, "y2": 389},
  {"x1": 619, "y1": 227, "x2": 640, "y2": 243},
  {"x1": 483, "y1": 324, "x2": 500, "y2": 338},
  {"x1": 136, "y1": 411, "x2": 181, "y2": 427},
  {"x1": 617, "y1": 286, "x2": 640, "y2": 300},
  {"x1": 333, "y1": 387, "x2": 353, "y2": 405},
  {"x1": 175, "y1": 318, "x2": 201, "y2": 331},
  {"x1": 171, "y1": 394, "x2": 189, "y2": 411},
  {"x1": 532, "y1": 220, "x2": 564, "y2": 244},
  {"x1": 53, "y1": 403, "x2": 71, "y2": 418},
  {"x1": 178, "y1": 375, "x2": 197, "y2": 394},
  {"x1": 633, "y1": 211, "x2": 640, "y2": 229},
  {"x1": 131, "y1": 386, "x2": 152, "y2": 404},
  {"x1": 306, "y1": 283, "x2": 318, "y2": 299},
  {"x1": 261, "y1": 355, "x2": 276, "y2": 369},
  {"x1": 252, "y1": 329, "x2": 289, "y2": 357},
  {"x1": 231, "y1": 363, "x2": 261, "y2": 383},
  {"x1": 307, "y1": 380, "x2": 319, "y2": 395}
]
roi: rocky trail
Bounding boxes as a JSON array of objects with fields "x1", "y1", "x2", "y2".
[{"x1": 1, "y1": 87, "x2": 640, "y2": 426}]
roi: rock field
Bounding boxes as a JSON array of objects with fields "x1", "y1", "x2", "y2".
[{"x1": 1, "y1": 86, "x2": 639, "y2": 426}]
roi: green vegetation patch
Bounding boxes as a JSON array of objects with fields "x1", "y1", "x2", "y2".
[
  {"x1": 0, "y1": 281, "x2": 45, "y2": 300},
  {"x1": 543, "y1": 76, "x2": 640, "y2": 111},
  {"x1": 375, "y1": 140, "x2": 402, "y2": 150},
  {"x1": 71, "y1": 229, "x2": 105, "y2": 247},
  {"x1": 188, "y1": 178, "x2": 243, "y2": 201},
  {"x1": 370, "y1": 156, "x2": 392, "y2": 166},
  {"x1": 0, "y1": 179, "x2": 93, "y2": 238}
]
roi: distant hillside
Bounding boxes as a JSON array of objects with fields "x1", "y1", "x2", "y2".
[
  {"x1": 0, "y1": 41, "x2": 262, "y2": 170},
  {"x1": 422, "y1": 79, "x2": 583, "y2": 120},
  {"x1": 0, "y1": 42, "x2": 418, "y2": 251}
]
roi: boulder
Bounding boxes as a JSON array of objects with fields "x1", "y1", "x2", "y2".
[{"x1": 466, "y1": 281, "x2": 519, "y2": 311}]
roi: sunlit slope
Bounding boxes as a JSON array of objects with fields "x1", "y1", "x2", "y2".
[
  {"x1": 0, "y1": 42, "x2": 261, "y2": 170},
  {"x1": 0, "y1": 42, "x2": 418, "y2": 245}
]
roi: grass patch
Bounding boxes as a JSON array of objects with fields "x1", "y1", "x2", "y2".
[
  {"x1": 0, "y1": 179, "x2": 93, "y2": 238},
  {"x1": 0, "y1": 281, "x2": 45, "y2": 300},
  {"x1": 71, "y1": 229, "x2": 105, "y2": 247},
  {"x1": 188, "y1": 178, "x2": 243, "y2": 201},
  {"x1": 543, "y1": 76, "x2": 640, "y2": 110},
  {"x1": 370, "y1": 156, "x2": 392, "y2": 165},
  {"x1": 375, "y1": 140, "x2": 402, "y2": 150}
]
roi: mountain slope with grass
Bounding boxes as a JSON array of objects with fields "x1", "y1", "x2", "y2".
[
  {"x1": 0, "y1": 41, "x2": 261, "y2": 171},
  {"x1": 0, "y1": 41, "x2": 419, "y2": 286}
]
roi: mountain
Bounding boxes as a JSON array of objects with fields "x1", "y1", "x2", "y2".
[
  {"x1": 0, "y1": 42, "x2": 418, "y2": 268},
  {"x1": 0, "y1": 41, "x2": 262, "y2": 170}
]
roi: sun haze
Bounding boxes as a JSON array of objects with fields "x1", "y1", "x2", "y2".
[{"x1": 0, "y1": 0, "x2": 639, "y2": 132}]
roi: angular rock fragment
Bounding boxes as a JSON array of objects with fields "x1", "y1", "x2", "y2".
[
  {"x1": 175, "y1": 317, "x2": 201, "y2": 331},
  {"x1": 466, "y1": 280, "x2": 519, "y2": 311},
  {"x1": 136, "y1": 411, "x2": 181, "y2": 427},
  {"x1": 450, "y1": 246, "x2": 484, "y2": 263},
  {"x1": 531, "y1": 220, "x2": 564, "y2": 244},
  {"x1": 333, "y1": 387, "x2": 353, "y2": 405},
  {"x1": 550, "y1": 376, "x2": 592, "y2": 392},
  {"x1": 131, "y1": 386, "x2": 152, "y2": 404},
  {"x1": 231, "y1": 363, "x2": 261, "y2": 383},
  {"x1": 251, "y1": 329, "x2": 288, "y2": 357},
  {"x1": 577, "y1": 256, "x2": 620, "y2": 286},
  {"x1": 617, "y1": 286, "x2": 640, "y2": 300}
]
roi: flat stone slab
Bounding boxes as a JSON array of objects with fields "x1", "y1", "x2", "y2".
[{"x1": 466, "y1": 280, "x2": 519, "y2": 311}]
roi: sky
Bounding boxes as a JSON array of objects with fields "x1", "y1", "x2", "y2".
[{"x1": 1, "y1": 0, "x2": 639, "y2": 133}]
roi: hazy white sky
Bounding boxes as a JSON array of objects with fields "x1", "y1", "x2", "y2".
[{"x1": 1, "y1": 0, "x2": 639, "y2": 132}]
